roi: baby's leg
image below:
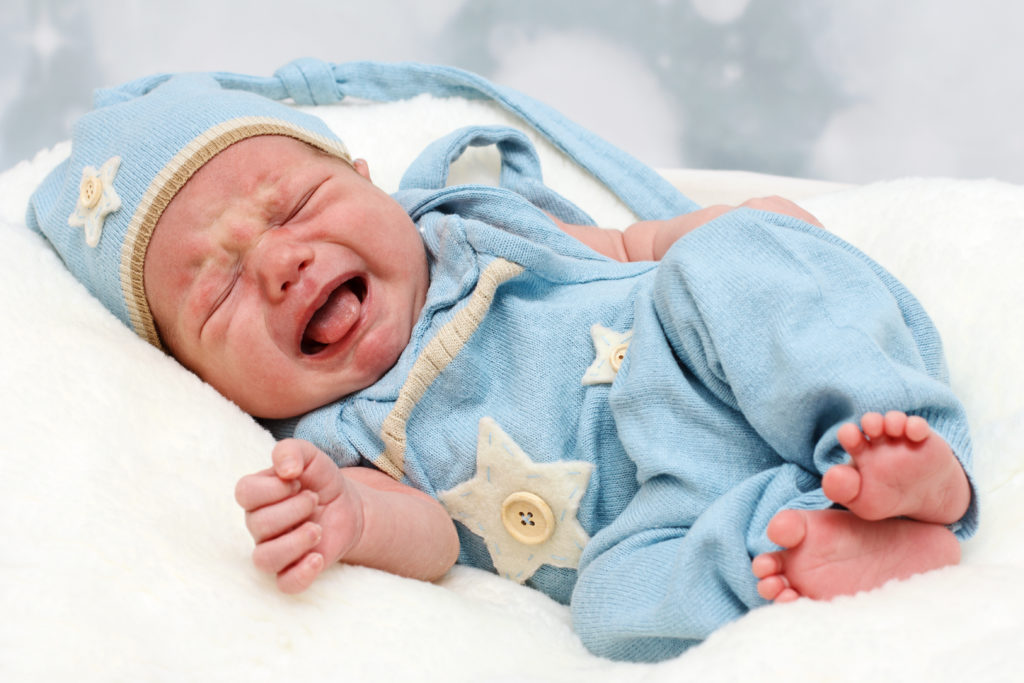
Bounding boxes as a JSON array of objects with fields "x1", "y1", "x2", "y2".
[
  {"x1": 751, "y1": 509, "x2": 960, "y2": 601},
  {"x1": 823, "y1": 411, "x2": 970, "y2": 525}
]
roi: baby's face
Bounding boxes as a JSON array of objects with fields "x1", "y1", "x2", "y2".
[{"x1": 144, "y1": 135, "x2": 429, "y2": 418}]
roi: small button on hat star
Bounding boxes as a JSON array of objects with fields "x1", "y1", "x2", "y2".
[
  {"x1": 438, "y1": 417, "x2": 594, "y2": 583},
  {"x1": 68, "y1": 156, "x2": 122, "y2": 247}
]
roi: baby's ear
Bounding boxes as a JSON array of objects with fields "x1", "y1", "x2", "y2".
[{"x1": 352, "y1": 158, "x2": 372, "y2": 181}]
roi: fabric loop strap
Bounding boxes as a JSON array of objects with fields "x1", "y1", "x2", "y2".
[
  {"x1": 400, "y1": 126, "x2": 542, "y2": 191},
  {"x1": 274, "y1": 58, "x2": 344, "y2": 106},
  {"x1": 399, "y1": 125, "x2": 594, "y2": 225},
  {"x1": 326, "y1": 60, "x2": 699, "y2": 220},
  {"x1": 98, "y1": 59, "x2": 699, "y2": 221}
]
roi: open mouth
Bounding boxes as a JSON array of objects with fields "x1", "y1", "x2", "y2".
[{"x1": 301, "y1": 277, "x2": 367, "y2": 355}]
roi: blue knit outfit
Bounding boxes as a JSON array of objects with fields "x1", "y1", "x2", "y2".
[
  {"x1": 279, "y1": 121, "x2": 977, "y2": 661},
  {"x1": 24, "y1": 56, "x2": 976, "y2": 662},
  {"x1": 32, "y1": 57, "x2": 970, "y2": 663}
]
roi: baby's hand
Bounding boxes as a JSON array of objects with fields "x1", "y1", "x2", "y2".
[
  {"x1": 234, "y1": 439, "x2": 366, "y2": 593},
  {"x1": 561, "y1": 196, "x2": 826, "y2": 263},
  {"x1": 737, "y1": 196, "x2": 824, "y2": 228}
]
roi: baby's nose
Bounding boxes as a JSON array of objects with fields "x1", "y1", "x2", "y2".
[{"x1": 251, "y1": 233, "x2": 314, "y2": 301}]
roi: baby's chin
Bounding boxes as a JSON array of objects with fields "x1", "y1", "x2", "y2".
[
  {"x1": 235, "y1": 313, "x2": 415, "y2": 419},
  {"x1": 207, "y1": 371, "x2": 332, "y2": 420},
  {"x1": 238, "y1": 364, "x2": 396, "y2": 421},
  {"x1": 241, "y1": 393, "x2": 335, "y2": 421}
]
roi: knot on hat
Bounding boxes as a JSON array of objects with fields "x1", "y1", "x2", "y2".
[{"x1": 274, "y1": 58, "x2": 342, "y2": 106}]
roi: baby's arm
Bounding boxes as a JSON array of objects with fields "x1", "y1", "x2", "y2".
[
  {"x1": 235, "y1": 439, "x2": 460, "y2": 593},
  {"x1": 553, "y1": 196, "x2": 823, "y2": 262}
]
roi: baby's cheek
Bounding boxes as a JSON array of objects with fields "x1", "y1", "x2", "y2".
[{"x1": 356, "y1": 326, "x2": 409, "y2": 383}]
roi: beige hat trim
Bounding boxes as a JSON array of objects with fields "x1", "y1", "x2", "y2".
[{"x1": 119, "y1": 116, "x2": 352, "y2": 349}]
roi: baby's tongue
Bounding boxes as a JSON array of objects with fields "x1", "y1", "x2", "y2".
[{"x1": 305, "y1": 283, "x2": 361, "y2": 346}]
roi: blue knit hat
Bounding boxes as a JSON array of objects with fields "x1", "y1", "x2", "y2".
[{"x1": 27, "y1": 71, "x2": 351, "y2": 349}]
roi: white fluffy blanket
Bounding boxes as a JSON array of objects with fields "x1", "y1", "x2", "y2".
[{"x1": 2, "y1": 96, "x2": 1022, "y2": 682}]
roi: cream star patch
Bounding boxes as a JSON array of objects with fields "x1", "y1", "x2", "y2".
[
  {"x1": 581, "y1": 324, "x2": 633, "y2": 385},
  {"x1": 68, "y1": 156, "x2": 122, "y2": 247},
  {"x1": 438, "y1": 417, "x2": 593, "y2": 583}
]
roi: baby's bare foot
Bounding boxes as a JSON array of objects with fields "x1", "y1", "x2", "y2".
[
  {"x1": 752, "y1": 508, "x2": 960, "y2": 602},
  {"x1": 823, "y1": 411, "x2": 970, "y2": 525}
]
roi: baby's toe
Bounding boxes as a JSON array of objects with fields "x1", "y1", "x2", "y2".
[
  {"x1": 773, "y1": 587, "x2": 802, "y2": 603},
  {"x1": 905, "y1": 415, "x2": 931, "y2": 442},
  {"x1": 756, "y1": 574, "x2": 789, "y2": 601},
  {"x1": 766, "y1": 509, "x2": 808, "y2": 549},
  {"x1": 822, "y1": 464, "x2": 861, "y2": 506},
  {"x1": 837, "y1": 422, "x2": 868, "y2": 456},
  {"x1": 752, "y1": 552, "x2": 783, "y2": 579},
  {"x1": 860, "y1": 412, "x2": 885, "y2": 439},
  {"x1": 884, "y1": 411, "x2": 908, "y2": 438}
]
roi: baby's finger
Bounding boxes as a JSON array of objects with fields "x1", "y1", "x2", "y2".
[
  {"x1": 298, "y1": 452, "x2": 347, "y2": 504},
  {"x1": 235, "y1": 471, "x2": 302, "y2": 511},
  {"x1": 272, "y1": 438, "x2": 333, "y2": 480},
  {"x1": 271, "y1": 439, "x2": 309, "y2": 480},
  {"x1": 274, "y1": 439, "x2": 346, "y2": 504},
  {"x1": 252, "y1": 522, "x2": 323, "y2": 574},
  {"x1": 245, "y1": 490, "x2": 319, "y2": 542},
  {"x1": 276, "y1": 552, "x2": 326, "y2": 594}
]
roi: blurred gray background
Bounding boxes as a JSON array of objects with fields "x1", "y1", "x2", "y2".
[{"x1": 3, "y1": 0, "x2": 1021, "y2": 183}]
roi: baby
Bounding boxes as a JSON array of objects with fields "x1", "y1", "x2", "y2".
[{"x1": 28, "y1": 62, "x2": 975, "y2": 663}]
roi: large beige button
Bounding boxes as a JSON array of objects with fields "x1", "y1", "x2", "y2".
[
  {"x1": 79, "y1": 176, "x2": 103, "y2": 209},
  {"x1": 609, "y1": 342, "x2": 629, "y2": 372},
  {"x1": 501, "y1": 491, "x2": 555, "y2": 545}
]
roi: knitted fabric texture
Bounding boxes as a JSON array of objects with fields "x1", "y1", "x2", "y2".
[
  {"x1": 26, "y1": 71, "x2": 350, "y2": 348},
  {"x1": 284, "y1": 166, "x2": 977, "y2": 661},
  {"x1": 262, "y1": 125, "x2": 976, "y2": 662},
  {"x1": 26, "y1": 58, "x2": 698, "y2": 349},
  {"x1": 23, "y1": 59, "x2": 978, "y2": 663}
]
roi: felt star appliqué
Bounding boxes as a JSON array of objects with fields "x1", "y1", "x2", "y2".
[
  {"x1": 438, "y1": 417, "x2": 593, "y2": 583},
  {"x1": 581, "y1": 324, "x2": 633, "y2": 385},
  {"x1": 68, "y1": 156, "x2": 122, "y2": 247}
]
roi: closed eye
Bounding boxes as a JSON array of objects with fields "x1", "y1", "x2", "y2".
[
  {"x1": 201, "y1": 262, "x2": 241, "y2": 334},
  {"x1": 283, "y1": 179, "x2": 327, "y2": 225}
]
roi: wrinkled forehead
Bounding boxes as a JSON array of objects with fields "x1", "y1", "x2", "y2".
[{"x1": 153, "y1": 134, "x2": 347, "y2": 240}]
